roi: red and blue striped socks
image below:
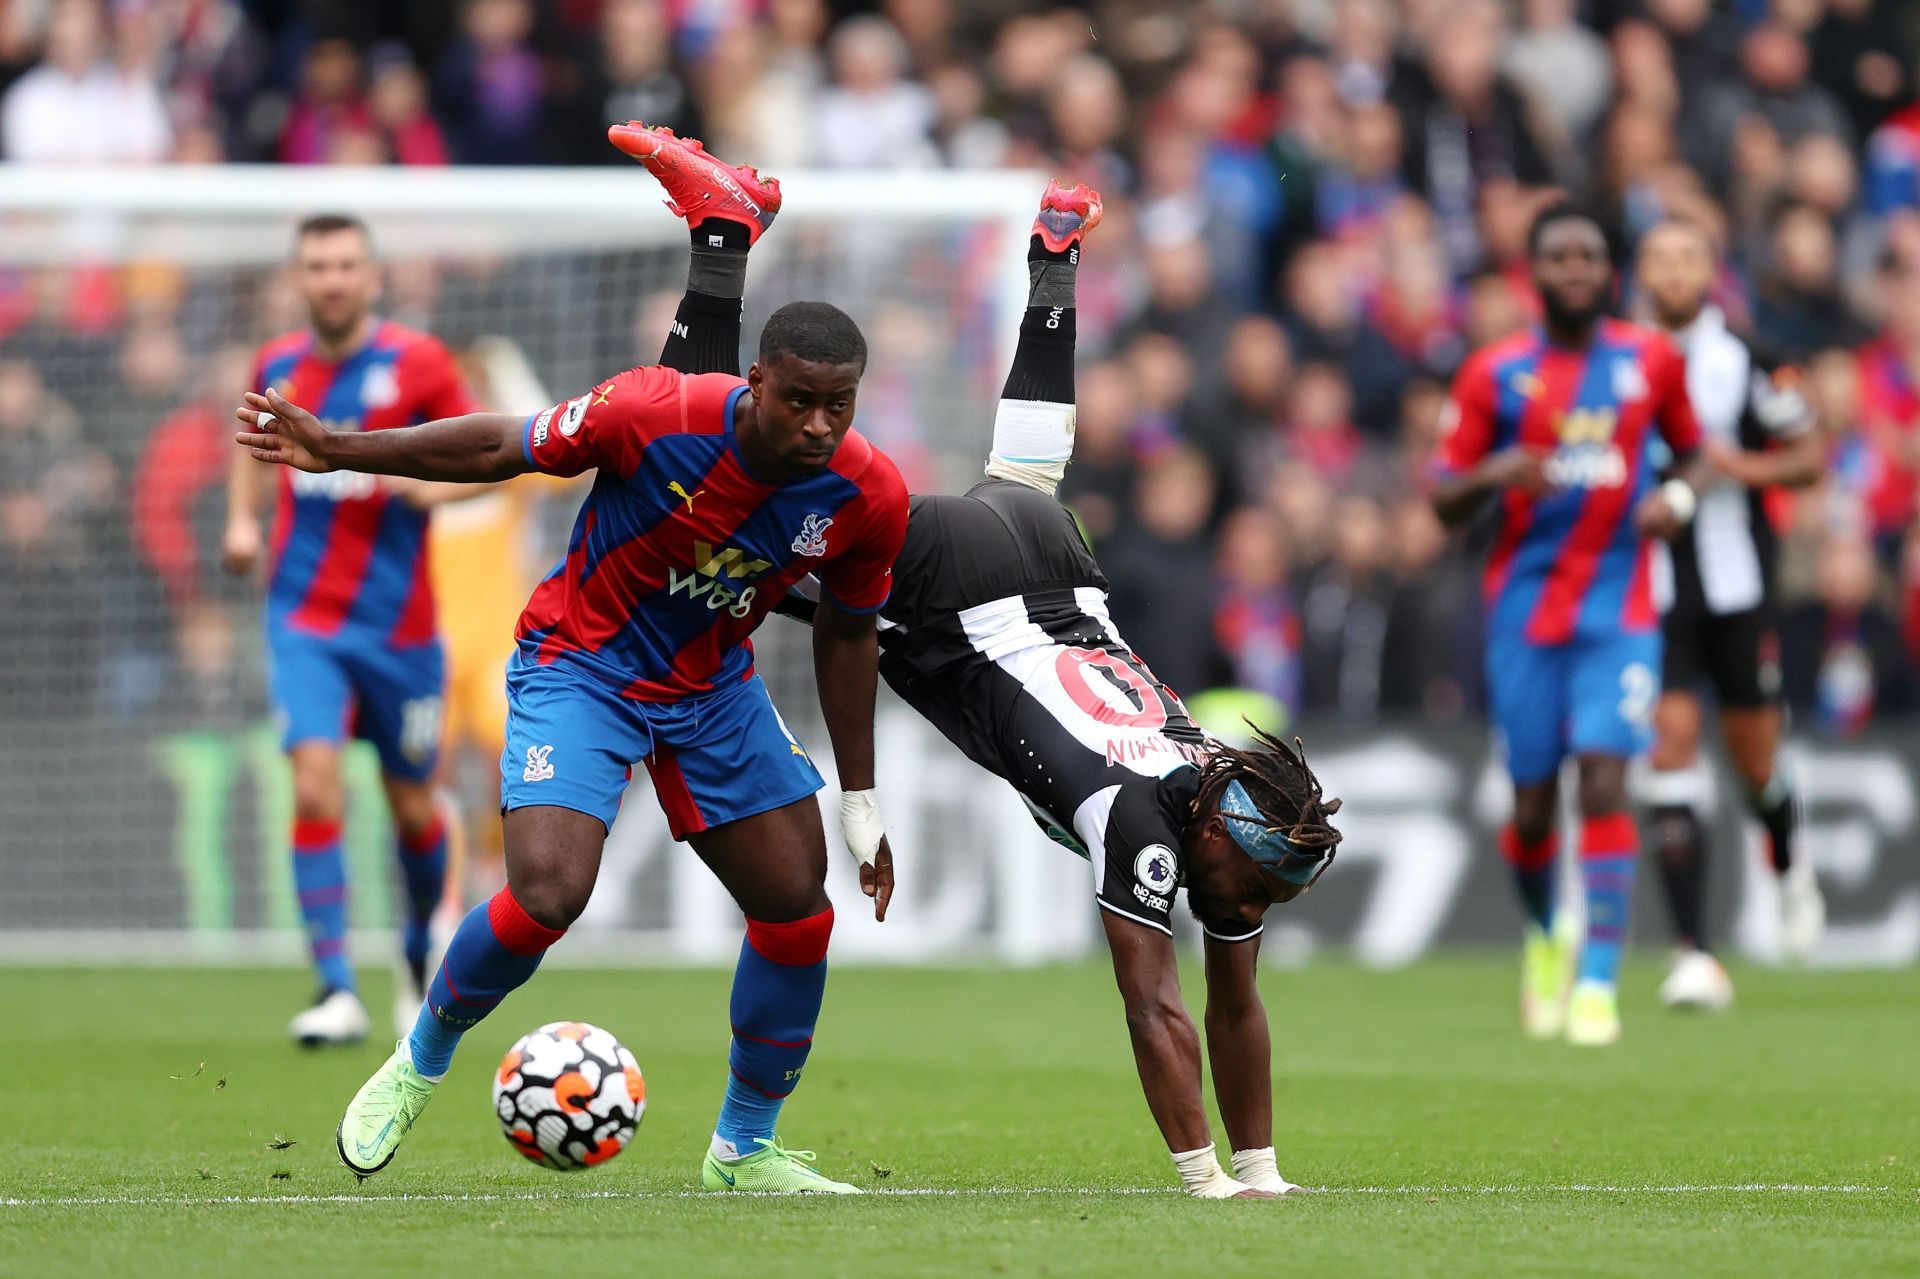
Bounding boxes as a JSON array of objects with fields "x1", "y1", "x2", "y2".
[
  {"x1": 292, "y1": 817, "x2": 354, "y2": 993},
  {"x1": 408, "y1": 887, "x2": 565, "y2": 1079},
  {"x1": 1578, "y1": 813, "x2": 1639, "y2": 986},
  {"x1": 714, "y1": 907, "x2": 833, "y2": 1154}
]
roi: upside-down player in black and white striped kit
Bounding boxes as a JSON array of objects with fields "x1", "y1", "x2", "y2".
[
  {"x1": 754, "y1": 183, "x2": 1340, "y2": 1199},
  {"x1": 1635, "y1": 219, "x2": 1828, "y2": 1009}
]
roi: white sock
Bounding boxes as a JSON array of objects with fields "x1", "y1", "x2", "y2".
[
  {"x1": 709, "y1": 1134, "x2": 742, "y2": 1162},
  {"x1": 1230, "y1": 1147, "x2": 1299, "y2": 1194},
  {"x1": 1170, "y1": 1142, "x2": 1255, "y2": 1199}
]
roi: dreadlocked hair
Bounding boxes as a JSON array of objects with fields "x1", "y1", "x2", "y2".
[{"x1": 1189, "y1": 724, "x2": 1344, "y2": 859}]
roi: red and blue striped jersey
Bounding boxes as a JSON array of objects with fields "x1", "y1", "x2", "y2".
[
  {"x1": 255, "y1": 321, "x2": 477, "y2": 646},
  {"x1": 1435, "y1": 320, "x2": 1702, "y2": 644},
  {"x1": 516, "y1": 365, "x2": 910, "y2": 702}
]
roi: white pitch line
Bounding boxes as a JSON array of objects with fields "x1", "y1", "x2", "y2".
[{"x1": 0, "y1": 1184, "x2": 1898, "y2": 1209}]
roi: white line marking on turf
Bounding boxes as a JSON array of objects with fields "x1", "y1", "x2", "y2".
[{"x1": 0, "y1": 1184, "x2": 1897, "y2": 1208}]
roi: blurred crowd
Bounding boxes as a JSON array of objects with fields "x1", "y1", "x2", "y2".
[{"x1": 5, "y1": 0, "x2": 1920, "y2": 740}]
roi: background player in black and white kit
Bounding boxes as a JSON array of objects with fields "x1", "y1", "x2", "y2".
[
  {"x1": 758, "y1": 183, "x2": 1339, "y2": 1199},
  {"x1": 1636, "y1": 219, "x2": 1828, "y2": 1009}
]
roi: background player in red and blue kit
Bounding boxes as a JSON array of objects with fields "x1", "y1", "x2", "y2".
[
  {"x1": 1432, "y1": 203, "x2": 1709, "y2": 1047},
  {"x1": 224, "y1": 214, "x2": 476, "y2": 1048},
  {"x1": 236, "y1": 129, "x2": 908, "y2": 1192}
]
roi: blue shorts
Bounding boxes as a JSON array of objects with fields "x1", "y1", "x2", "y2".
[
  {"x1": 499, "y1": 659, "x2": 824, "y2": 838},
  {"x1": 1485, "y1": 627, "x2": 1662, "y2": 785},
  {"x1": 267, "y1": 623, "x2": 445, "y2": 782}
]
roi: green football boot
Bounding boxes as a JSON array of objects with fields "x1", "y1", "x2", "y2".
[
  {"x1": 701, "y1": 1137, "x2": 862, "y2": 1194},
  {"x1": 336, "y1": 1040, "x2": 438, "y2": 1177},
  {"x1": 1521, "y1": 919, "x2": 1576, "y2": 1040},
  {"x1": 1565, "y1": 979, "x2": 1623, "y2": 1047}
]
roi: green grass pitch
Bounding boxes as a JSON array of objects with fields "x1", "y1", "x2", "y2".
[{"x1": 2, "y1": 957, "x2": 1914, "y2": 1278}]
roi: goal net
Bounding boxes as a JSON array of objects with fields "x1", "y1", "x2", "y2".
[{"x1": 0, "y1": 164, "x2": 1109, "y2": 965}]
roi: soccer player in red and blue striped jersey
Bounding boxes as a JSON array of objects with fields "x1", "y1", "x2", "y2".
[
  {"x1": 1432, "y1": 203, "x2": 1709, "y2": 1047},
  {"x1": 225, "y1": 214, "x2": 475, "y2": 1048},
  {"x1": 237, "y1": 133, "x2": 908, "y2": 1191}
]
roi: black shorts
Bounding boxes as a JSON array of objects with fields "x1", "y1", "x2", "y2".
[{"x1": 1660, "y1": 600, "x2": 1780, "y2": 710}]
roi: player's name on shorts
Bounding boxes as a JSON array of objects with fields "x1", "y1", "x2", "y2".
[{"x1": 1104, "y1": 734, "x2": 1208, "y2": 770}]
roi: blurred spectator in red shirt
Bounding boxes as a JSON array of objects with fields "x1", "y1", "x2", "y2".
[
  {"x1": 1851, "y1": 249, "x2": 1920, "y2": 550},
  {"x1": 369, "y1": 45, "x2": 449, "y2": 166},
  {"x1": 279, "y1": 38, "x2": 372, "y2": 164}
]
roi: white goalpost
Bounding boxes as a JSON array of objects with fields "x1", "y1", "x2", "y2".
[{"x1": 0, "y1": 163, "x2": 1109, "y2": 966}]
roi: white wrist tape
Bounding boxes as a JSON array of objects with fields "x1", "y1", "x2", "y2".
[
  {"x1": 1660, "y1": 477, "x2": 1697, "y2": 523},
  {"x1": 839, "y1": 788, "x2": 883, "y2": 869},
  {"x1": 1171, "y1": 1143, "x2": 1254, "y2": 1199},
  {"x1": 1230, "y1": 1147, "x2": 1301, "y2": 1196}
]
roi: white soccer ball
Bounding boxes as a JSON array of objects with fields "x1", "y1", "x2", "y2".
[{"x1": 493, "y1": 1021, "x2": 646, "y2": 1171}]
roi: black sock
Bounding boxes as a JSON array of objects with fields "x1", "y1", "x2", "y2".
[
  {"x1": 1650, "y1": 803, "x2": 1709, "y2": 951},
  {"x1": 687, "y1": 219, "x2": 750, "y2": 295},
  {"x1": 1749, "y1": 775, "x2": 1797, "y2": 874},
  {"x1": 1000, "y1": 233, "x2": 1077, "y2": 403},
  {"x1": 659, "y1": 288, "x2": 742, "y2": 376}
]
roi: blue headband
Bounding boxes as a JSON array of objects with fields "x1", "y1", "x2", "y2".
[{"x1": 1221, "y1": 780, "x2": 1322, "y2": 887}]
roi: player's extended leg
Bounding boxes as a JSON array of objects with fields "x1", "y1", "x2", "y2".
[
  {"x1": 336, "y1": 805, "x2": 598, "y2": 1177},
  {"x1": 983, "y1": 180, "x2": 1102, "y2": 495},
  {"x1": 336, "y1": 661, "x2": 642, "y2": 1177},
  {"x1": 609, "y1": 121, "x2": 780, "y2": 379},
  {"x1": 686, "y1": 798, "x2": 858, "y2": 1194}
]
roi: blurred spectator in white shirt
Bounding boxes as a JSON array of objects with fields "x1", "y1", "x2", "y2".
[
  {"x1": 2, "y1": 0, "x2": 170, "y2": 163},
  {"x1": 813, "y1": 15, "x2": 936, "y2": 169},
  {"x1": 1504, "y1": 0, "x2": 1612, "y2": 149}
]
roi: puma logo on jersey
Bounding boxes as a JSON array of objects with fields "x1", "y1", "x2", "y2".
[
  {"x1": 668, "y1": 481, "x2": 705, "y2": 513},
  {"x1": 592, "y1": 382, "x2": 615, "y2": 407}
]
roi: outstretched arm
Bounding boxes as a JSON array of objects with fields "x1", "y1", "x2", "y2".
[
  {"x1": 1102, "y1": 912, "x2": 1271, "y2": 1200},
  {"x1": 235, "y1": 388, "x2": 530, "y2": 483}
]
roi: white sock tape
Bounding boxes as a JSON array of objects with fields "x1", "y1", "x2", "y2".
[{"x1": 990, "y1": 399, "x2": 1074, "y2": 463}]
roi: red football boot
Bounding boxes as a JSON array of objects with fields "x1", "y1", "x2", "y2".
[
  {"x1": 607, "y1": 122, "x2": 782, "y2": 246},
  {"x1": 1031, "y1": 179, "x2": 1103, "y2": 254}
]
